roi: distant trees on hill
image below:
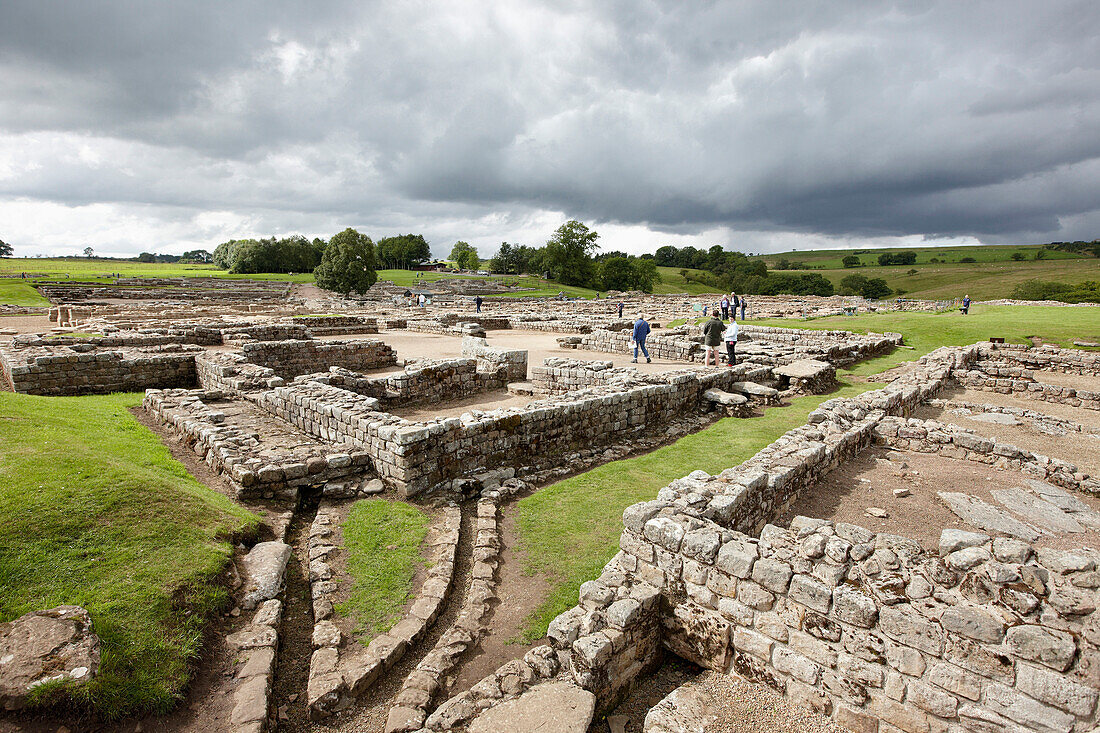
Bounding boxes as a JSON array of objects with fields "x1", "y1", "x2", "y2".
[
  {"x1": 0, "y1": 239, "x2": 12, "y2": 257},
  {"x1": 314, "y1": 228, "x2": 377, "y2": 295},
  {"x1": 877, "y1": 251, "x2": 917, "y2": 266}
]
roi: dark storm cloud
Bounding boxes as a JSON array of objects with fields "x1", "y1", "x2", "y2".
[{"x1": 1, "y1": 0, "x2": 1099, "y2": 255}]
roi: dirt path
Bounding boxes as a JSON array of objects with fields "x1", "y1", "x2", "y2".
[{"x1": 450, "y1": 503, "x2": 549, "y2": 694}]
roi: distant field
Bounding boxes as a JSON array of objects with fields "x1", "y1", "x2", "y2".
[
  {"x1": 653, "y1": 266, "x2": 723, "y2": 294},
  {"x1": 755, "y1": 243, "x2": 1085, "y2": 269},
  {"x1": 750, "y1": 244, "x2": 1100, "y2": 300}
]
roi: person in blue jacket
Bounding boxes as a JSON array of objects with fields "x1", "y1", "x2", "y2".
[{"x1": 632, "y1": 314, "x2": 651, "y2": 363}]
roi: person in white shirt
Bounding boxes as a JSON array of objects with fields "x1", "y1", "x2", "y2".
[{"x1": 723, "y1": 319, "x2": 739, "y2": 366}]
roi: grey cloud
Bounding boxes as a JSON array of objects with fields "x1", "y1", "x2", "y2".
[{"x1": 1, "y1": 0, "x2": 1099, "y2": 255}]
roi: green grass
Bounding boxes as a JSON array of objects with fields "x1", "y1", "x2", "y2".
[
  {"x1": 653, "y1": 267, "x2": 724, "y2": 295},
  {"x1": 751, "y1": 245, "x2": 1100, "y2": 301},
  {"x1": 756, "y1": 243, "x2": 1086, "y2": 269},
  {"x1": 0, "y1": 280, "x2": 50, "y2": 307},
  {"x1": 0, "y1": 391, "x2": 257, "y2": 717},
  {"x1": 336, "y1": 499, "x2": 431, "y2": 642},
  {"x1": 753, "y1": 304, "x2": 1100, "y2": 357},
  {"x1": 514, "y1": 374, "x2": 880, "y2": 641},
  {"x1": 0, "y1": 258, "x2": 313, "y2": 282}
]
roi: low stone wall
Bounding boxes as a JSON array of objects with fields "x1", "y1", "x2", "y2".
[
  {"x1": 1, "y1": 343, "x2": 196, "y2": 395},
  {"x1": 196, "y1": 352, "x2": 284, "y2": 393},
  {"x1": 954, "y1": 368, "x2": 1100, "y2": 411},
  {"x1": 872, "y1": 415, "x2": 1098, "y2": 494},
  {"x1": 240, "y1": 339, "x2": 397, "y2": 379},
  {"x1": 260, "y1": 365, "x2": 752, "y2": 496},
  {"x1": 298, "y1": 356, "x2": 512, "y2": 407},
  {"x1": 979, "y1": 342, "x2": 1100, "y2": 375},
  {"x1": 143, "y1": 389, "x2": 372, "y2": 500}
]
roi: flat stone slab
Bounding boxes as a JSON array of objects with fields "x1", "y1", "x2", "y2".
[
  {"x1": 774, "y1": 359, "x2": 833, "y2": 380},
  {"x1": 937, "y1": 492, "x2": 1042, "y2": 542},
  {"x1": 241, "y1": 541, "x2": 292, "y2": 610},
  {"x1": 703, "y1": 388, "x2": 748, "y2": 406},
  {"x1": 1025, "y1": 479, "x2": 1094, "y2": 515},
  {"x1": 644, "y1": 682, "x2": 718, "y2": 733},
  {"x1": 992, "y1": 487, "x2": 1084, "y2": 534},
  {"x1": 732, "y1": 381, "x2": 779, "y2": 397},
  {"x1": 967, "y1": 412, "x2": 1021, "y2": 425},
  {"x1": 0, "y1": 606, "x2": 100, "y2": 710},
  {"x1": 468, "y1": 682, "x2": 595, "y2": 733}
]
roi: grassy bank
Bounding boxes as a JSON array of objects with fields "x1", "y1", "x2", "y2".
[
  {"x1": 0, "y1": 280, "x2": 50, "y2": 307},
  {"x1": 0, "y1": 392, "x2": 257, "y2": 716},
  {"x1": 337, "y1": 499, "x2": 430, "y2": 642},
  {"x1": 514, "y1": 374, "x2": 880, "y2": 641}
]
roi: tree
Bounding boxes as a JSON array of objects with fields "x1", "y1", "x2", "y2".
[
  {"x1": 0, "y1": 239, "x2": 11, "y2": 257},
  {"x1": 180, "y1": 249, "x2": 213, "y2": 264},
  {"x1": 1011, "y1": 252, "x2": 1026, "y2": 261},
  {"x1": 842, "y1": 255, "x2": 861, "y2": 268},
  {"x1": 861, "y1": 278, "x2": 893, "y2": 299},
  {"x1": 136, "y1": 252, "x2": 157, "y2": 263},
  {"x1": 449, "y1": 241, "x2": 481, "y2": 270},
  {"x1": 544, "y1": 220, "x2": 599, "y2": 286},
  {"x1": 313, "y1": 228, "x2": 378, "y2": 294},
  {"x1": 377, "y1": 234, "x2": 431, "y2": 269},
  {"x1": 83, "y1": 246, "x2": 94, "y2": 258}
]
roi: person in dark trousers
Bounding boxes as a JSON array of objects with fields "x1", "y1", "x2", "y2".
[
  {"x1": 475, "y1": 295, "x2": 483, "y2": 313},
  {"x1": 631, "y1": 314, "x2": 651, "y2": 363},
  {"x1": 618, "y1": 301, "x2": 624, "y2": 318},
  {"x1": 740, "y1": 296, "x2": 747, "y2": 321},
  {"x1": 720, "y1": 295, "x2": 730, "y2": 321},
  {"x1": 702, "y1": 309, "x2": 725, "y2": 367},
  {"x1": 731, "y1": 293, "x2": 740, "y2": 320},
  {"x1": 961, "y1": 295, "x2": 971, "y2": 315},
  {"x1": 724, "y1": 318, "x2": 739, "y2": 366}
]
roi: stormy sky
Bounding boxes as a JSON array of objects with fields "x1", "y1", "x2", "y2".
[{"x1": 1, "y1": 1, "x2": 1098, "y2": 259}]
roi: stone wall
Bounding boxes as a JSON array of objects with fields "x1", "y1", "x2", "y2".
[
  {"x1": 260, "y1": 365, "x2": 755, "y2": 496},
  {"x1": 143, "y1": 389, "x2": 372, "y2": 500},
  {"x1": 239, "y1": 339, "x2": 397, "y2": 379},
  {"x1": 1, "y1": 343, "x2": 197, "y2": 395},
  {"x1": 195, "y1": 352, "x2": 284, "y2": 393},
  {"x1": 298, "y1": 356, "x2": 513, "y2": 407}
]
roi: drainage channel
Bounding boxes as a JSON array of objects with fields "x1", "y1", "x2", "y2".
[
  {"x1": 270, "y1": 494, "x2": 320, "y2": 732},
  {"x1": 324, "y1": 500, "x2": 476, "y2": 732}
]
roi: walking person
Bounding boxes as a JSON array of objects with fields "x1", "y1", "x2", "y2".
[
  {"x1": 702, "y1": 309, "x2": 724, "y2": 367},
  {"x1": 475, "y1": 295, "x2": 483, "y2": 313},
  {"x1": 740, "y1": 296, "x2": 747, "y2": 321},
  {"x1": 961, "y1": 294, "x2": 971, "y2": 315},
  {"x1": 618, "y1": 301, "x2": 624, "y2": 318},
  {"x1": 731, "y1": 292, "x2": 740, "y2": 321},
  {"x1": 724, "y1": 318, "x2": 739, "y2": 366},
  {"x1": 720, "y1": 295, "x2": 730, "y2": 321},
  {"x1": 631, "y1": 314, "x2": 651, "y2": 363}
]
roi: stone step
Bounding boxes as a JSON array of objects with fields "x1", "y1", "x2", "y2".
[{"x1": 507, "y1": 381, "x2": 539, "y2": 396}]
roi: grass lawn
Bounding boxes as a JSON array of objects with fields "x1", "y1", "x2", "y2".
[
  {"x1": 755, "y1": 243, "x2": 1085, "y2": 269},
  {"x1": 0, "y1": 392, "x2": 257, "y2": 717},
  {"x1": 337, "y1": 499, "x2": 430, "y2": 642},
  {"x1": 515, "y1": 374, "x2": 880, "y2": 641},
  {"x1": 0, "y1": 280, "x2": 50, "y2": 307}
]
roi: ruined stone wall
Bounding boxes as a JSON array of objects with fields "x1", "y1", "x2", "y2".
[
  {"x1": 978, "y1": 342, "x2": 1100, "y2": 375},
  {"x1": 597, "y1": 508, "x2": 1100, "y2": 733},
  {"x1": 459, "y1": 335, "x2": 528, "y2": 382},
  {"x1": 260, "y1": 367, "x2": 749, "y2": 496},
  {"x1": 872, "y1": 415, "x2": 1099, "y2": 494},
  {"x1": 955, "y1": 366, "x2": 1100, "y2": 411},
  {"x1": 239, "y1": 339, "x2": 397, "y2": 379},
  {"x1": 0, "y1": 343, "x2": 196, "y2": 395},
  {"x1": 298, "y1": 357, "x2": 513, "y2": 407},
  {"x1": 195, "y1": 352, "x2": 283, "y2": 393},
  {"x1": 143, "y1": 389, "x2": 370, "y2": 500}
]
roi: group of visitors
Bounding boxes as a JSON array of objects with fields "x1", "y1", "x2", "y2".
[
  {"x1": 702, "y1": 310, "x2": 739, "y2": 367},
  {"x1": 719, "y1": 292, "x2": 747, "y2": 321}
]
